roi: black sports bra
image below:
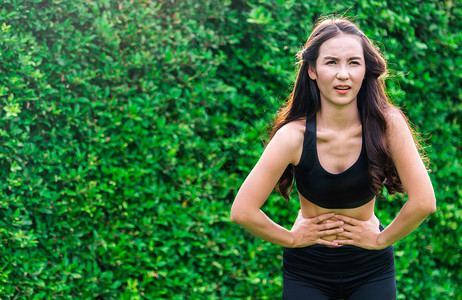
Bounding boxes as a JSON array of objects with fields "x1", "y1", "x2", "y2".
[{"x1": 294, "y1": 115, "x2": 376, "y2": 209}]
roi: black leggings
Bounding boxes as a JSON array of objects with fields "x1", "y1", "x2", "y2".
[
  {"x1": 283, "y1": 227, "x2": 396, "y2": 299},
  {"x1": 283, "y1": 270, "x2": 396, "y2": 300}
]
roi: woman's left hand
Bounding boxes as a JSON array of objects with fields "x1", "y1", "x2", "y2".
[{"x1": 333, "y1": 214, "x2": 389, "y2": 250}]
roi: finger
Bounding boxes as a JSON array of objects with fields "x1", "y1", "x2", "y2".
[
  {"x1": 319, "y1": 221, "x2": 344, "y2": 231},
  {"x1": 340, "y1": 223, "x2": 356, "y2": 232},
  {"x1": 319, "y1": 227, "x2": 344, "y2": 237},
  {"x1": 316, "y1": 238, "x2": 339, "y2": 248},
  {"x1": 334, "y1": 239, "x2": 355, "y2": 246},
  {"x1": 312, "y1": 213, "x2": 336, "y2": 224},
  {"x1": 337, "y1": 231, "x2": 354, "y2": 239},
  {"x1": 334, "y1": 214, "x2": 361, "y2": 225}
]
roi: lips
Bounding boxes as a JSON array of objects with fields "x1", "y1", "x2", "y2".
[
  {"x1": 334, "y1": 85, "x2": 351, "y2": 94},
  {"x1": 334, "y1": 85, "x2": 351, "y2": 90}
]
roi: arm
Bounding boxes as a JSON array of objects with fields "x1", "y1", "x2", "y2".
[
  {"x1": 376, "y1": 110, "x2": 436, "y2": 246},
  {"x1": 335, "y1": 109, "x2": 436, "y2": 249},
  {"x1": 230, "y1": 124, "x2": 344, "y2": 248}
]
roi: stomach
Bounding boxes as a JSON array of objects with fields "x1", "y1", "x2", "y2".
[{"x1": 299, "y1": 193, "x2": 376, "y2": 241}]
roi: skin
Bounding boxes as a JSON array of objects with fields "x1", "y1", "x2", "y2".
[
  {"x1": 304, "y1": 34, "x2": 370, "y2": 242},
  {"x1": 230, "y1": 34, "x2": 436, "y2": 250}
]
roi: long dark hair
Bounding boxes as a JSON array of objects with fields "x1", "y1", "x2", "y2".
[{"x1": 271, "y1": 17, "x2": 414, "y2": 201}]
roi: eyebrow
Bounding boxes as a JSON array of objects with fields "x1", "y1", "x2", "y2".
[{"x1": 322, "y1": 56, "x2": 363, "y2": 60}]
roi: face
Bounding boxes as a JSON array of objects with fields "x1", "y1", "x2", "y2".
[{"x1": 308, "y1": 34, "x2": 366, "y2": 108}]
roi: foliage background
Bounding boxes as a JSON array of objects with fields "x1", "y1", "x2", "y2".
[{"x1": 0, "y1": 0, "x2": 460, "y2": 298}]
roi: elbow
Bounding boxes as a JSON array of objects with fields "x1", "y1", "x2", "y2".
[
  {"x1": 426, "y1": 199, "x2": 437, "y2": 215},
  {"x1": 426, "y1": 193, "x2": 437, "y2": 215},
  {"x1": 418, "y1": 195, "x2": 437, "y2": 217},
  {"x1": 230, "y1": 211, "x2": 247, "y2": 226},
  {"x1": 230, "y1": 203, "x2": 252, "y2": 225},
  {"x1": 407, "y1": 188, "x2": 436, "y2": 217},
  {"x1": 421, "y1": 203, "x2": 436, "y2": 218},
  {"x1": 230, "y1": 209, "x2": 240, "y2": 224},
  {"x1": 230, "y1": 205, "x2": 245, "y2": 225}
]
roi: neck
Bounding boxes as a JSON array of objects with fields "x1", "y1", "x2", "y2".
[{"x1": 317, "y1": 102, "x2": 361, "y2": 130}]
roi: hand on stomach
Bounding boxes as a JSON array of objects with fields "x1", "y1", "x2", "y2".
[
  {"x1": 299, "y1": 195, "x2": 376, "y2": 244},
  {"x1": 319, "y1": 218, "x2": 349, "y2": 241}
]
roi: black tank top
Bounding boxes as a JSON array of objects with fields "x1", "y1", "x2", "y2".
[{"x1": 294, "y1": 115, "x2": 376, "y2": 209}]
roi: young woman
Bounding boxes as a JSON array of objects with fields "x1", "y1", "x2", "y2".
[{"x1": 230, "y1": 18, "x2": 436, "y2": 299}]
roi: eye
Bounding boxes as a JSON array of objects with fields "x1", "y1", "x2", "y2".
[
  {"x1": 350, "y1": 61, "x2": 360, "y2": 65},
  {"x1": 326, "y1": 60, "x2": 336, "y2": 65}
]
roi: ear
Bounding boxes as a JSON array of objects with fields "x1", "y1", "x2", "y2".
[{"x1": 308, "y1": 65, "x2": 317, "y2": 80}]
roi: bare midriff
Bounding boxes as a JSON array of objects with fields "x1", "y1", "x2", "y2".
[{"x1": 299, "y1": 193, "x2": 376, "y2": 241}]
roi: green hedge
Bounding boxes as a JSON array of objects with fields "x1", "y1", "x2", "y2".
[{"x1": 0, "y1": 0, "x2": 460, "y2": 298}]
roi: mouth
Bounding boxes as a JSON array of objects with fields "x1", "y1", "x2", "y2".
[
  {"x1": 334, "y1": 85, "x2": 351, "y2": 94},
  {"x1": 334, "y1": 85, "x2": 351, "y2": 90}
]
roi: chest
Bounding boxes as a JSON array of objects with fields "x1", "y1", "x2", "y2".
[{"x1": 316, "y1": 130, "x2": 363, "y2": 174}]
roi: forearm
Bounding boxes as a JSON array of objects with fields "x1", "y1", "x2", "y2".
[
  {"x1": 378, "y1": 199, "x2": 435, "y2": 247},
  {"x1": 232, "y1": 209, "x2": 295, "y2": 248}
]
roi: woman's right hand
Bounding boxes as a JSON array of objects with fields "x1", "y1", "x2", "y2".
[{"x1": 289, "y1": 211, "x2": 344, "y2": 248}]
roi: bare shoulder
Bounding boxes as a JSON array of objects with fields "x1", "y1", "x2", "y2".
[
  {"x1": 384, "y1": 106, "x2": 409, "y2": 133},
  {"x1": 269, "y1": 119, "x2": 305, "y2": 165},
  {"x1": 273, "y1": 120, "x2": 305, "y2": 147},
  {"x1": 383, "y1": 106, "x2": 420, "y2": 164},
  {"x1": 382, "y1": 106, "x2": 414, "y2": 147},
  {"x1": 274, "y1": 119, "x2": 305, "y2": 141}
]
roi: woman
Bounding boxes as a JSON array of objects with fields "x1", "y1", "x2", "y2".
[{"x1": 230, "y1": 17, "x2": 436, "y2": 299}]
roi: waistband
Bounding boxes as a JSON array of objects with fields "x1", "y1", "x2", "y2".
[
  {"x1": 283, "y1": 224, "x2": 394, "y2": 276},
  {"x1": 284, "y1": 244, "x2": 394, "y2": 273}
]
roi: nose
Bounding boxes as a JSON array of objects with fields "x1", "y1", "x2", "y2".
[{"x1": 336, "y1": 66, "x2": 349, "y2": 80}]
